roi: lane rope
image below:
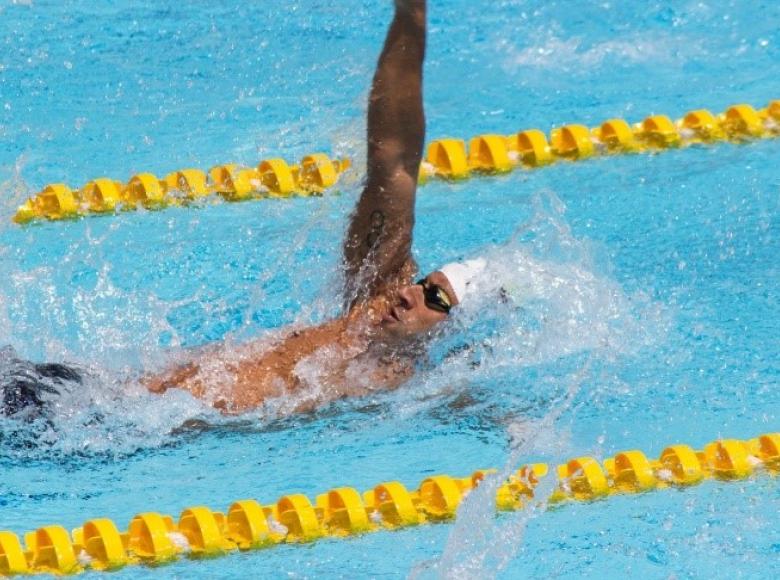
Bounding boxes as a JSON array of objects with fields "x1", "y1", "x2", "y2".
[
  {"x1": 1, "y1": 432, "x2": 777, "y2": 575},
  {"x1": 11, "y1": 99, "x2": 780, "y2": 225}
]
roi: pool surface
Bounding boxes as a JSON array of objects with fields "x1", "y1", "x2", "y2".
[{"x1": 1, "y1": 0, "x2": 779, "y2": 578}]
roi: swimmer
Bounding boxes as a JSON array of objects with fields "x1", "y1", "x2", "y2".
[
  {"x1": 0, "y1": 0, "x2": 483, "y2": 418},
  {"x1": 145, "y1": 0, "x2": 490, "y2": 413}
]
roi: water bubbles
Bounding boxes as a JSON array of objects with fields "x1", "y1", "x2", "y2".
[
  {"x1": 268, "y1": 518, "x2": 288, "y2": 536},
  {"x1": 167, "y1": 531, "x2": 191, "y2": 553},
  {"x1": 76, "y1": 550, "x2": 93, "y2": 567}
]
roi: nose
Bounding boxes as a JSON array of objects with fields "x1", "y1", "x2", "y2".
[{"x1": 397, "y1": 285, "x2": 417, "y2": 309}]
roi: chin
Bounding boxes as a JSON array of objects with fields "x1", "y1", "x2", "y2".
[
  {"x1": 381, "y1": 324, "x2": 406, "y2": 338},
  {"x1": 379, "y1": 322, "x2": 415, "y2": 341}
]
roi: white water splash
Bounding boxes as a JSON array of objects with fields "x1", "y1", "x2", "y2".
[
  {"x1": 499, "y1": 31, "x2": 705, "y2": 72},
  {"x1": 167, "y1": 531, "x2": 191, "y2": 553},
  {"x1": 76, "y1": 550, "x2": 93, "y2": 567},
  {"x1": 411, "y1": 362, "x2": 588, "y2": 579},
  {"x1": 267, "y1": 518, "x2": 289, "y2": 536},
  {"x1": 0, "y1": 155, "x2": 34, "y2": 223},
  {"x1": 403, "y1": 192, "x2": 669, "y2": 578},
  {"x1": 391, "y1": 190, "x2": 669, "y2": 423},
  {"x1": 0, "y1": 180, "x2": 667, "y2": 463}
]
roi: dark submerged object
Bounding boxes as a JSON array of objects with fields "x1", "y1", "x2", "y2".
[{"x1": 0, "y1": 346, "x2": 82, "y2": 418}]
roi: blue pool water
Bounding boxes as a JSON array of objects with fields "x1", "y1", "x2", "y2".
[{"x1": 1, "y1": 0, "x2": 779, "y2": 577}]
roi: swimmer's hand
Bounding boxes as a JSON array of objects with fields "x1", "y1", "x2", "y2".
[
  {"x1": 143, "y1": 362, "x2": 199, "y2": 394},
  {"x1": 395, "y1": 0, "x2": 426, "y2": 14}
]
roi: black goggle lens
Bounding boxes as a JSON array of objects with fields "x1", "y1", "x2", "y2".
[{"x1": 416, "y1": 278, "x2": 452, "y2": 314}]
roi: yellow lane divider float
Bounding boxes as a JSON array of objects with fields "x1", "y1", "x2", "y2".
[
  {"x1": 12, "y1": 99, "x2": 780, "y2": 224},
  {"x1": 13, "y1": 155, "x2": 352, "y2": 224},
  {"x1": 0, "y1": 432, "x2": 777, "y2": 576}
]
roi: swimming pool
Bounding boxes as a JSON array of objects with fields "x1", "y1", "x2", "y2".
[{"x1": 1, "y1": 0, "x2": 778, "y2": 577}]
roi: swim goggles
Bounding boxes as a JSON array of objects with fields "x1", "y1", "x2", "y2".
[{"x1": 416, "y1": 278, "x2": 453, "y2": 314}]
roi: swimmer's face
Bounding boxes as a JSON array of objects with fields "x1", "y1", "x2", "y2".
[{"x1": 380, "y1": 271, "x2": 458, "y2": 338}]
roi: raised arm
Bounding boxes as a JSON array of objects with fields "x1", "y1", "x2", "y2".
[{"x1": 343, "y1": 0, "x2": 426, "y2": 307}]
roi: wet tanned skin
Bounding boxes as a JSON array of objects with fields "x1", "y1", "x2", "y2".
[
  {"x1": 145, "y1": 271, "x2": 456, "y2": 414},
  {"x1": 144, "y1": 2, "x2": 440, "y2": 414}
]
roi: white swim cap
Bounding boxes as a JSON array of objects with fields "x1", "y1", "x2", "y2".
[{"x1": 438, "y1": 258, "x2": 487, "y2": 304}]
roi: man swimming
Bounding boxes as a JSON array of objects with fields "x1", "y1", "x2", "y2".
[{"x1": 1, "y1": 0, "x2": 485, "y2": 417}]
